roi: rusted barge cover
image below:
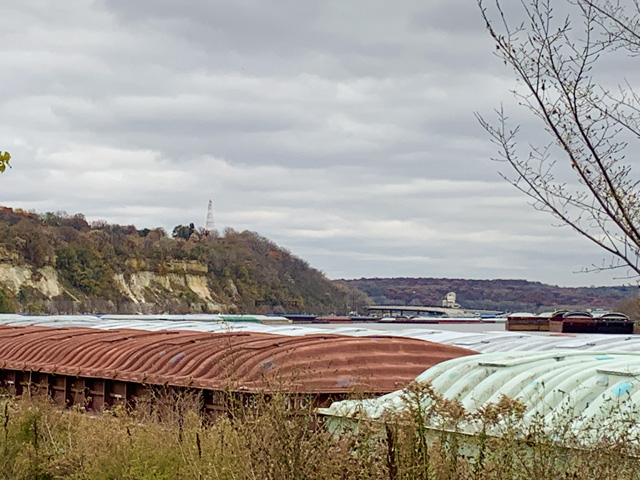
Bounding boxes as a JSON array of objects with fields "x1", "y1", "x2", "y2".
[{"x1": 0, "y1": 325, "x2": 476, "y2": 394}]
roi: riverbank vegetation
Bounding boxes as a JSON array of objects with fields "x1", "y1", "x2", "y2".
[
  {"x1": 0, "y1": 387, "x2": 638, "y2": 480},
  {"x1": 0, "y1": 207, "x2": 368, "y2": 315}
]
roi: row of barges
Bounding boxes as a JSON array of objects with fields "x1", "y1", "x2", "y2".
[{"x1": 507, "y1": 310, "x2": 635, "y2": 333}]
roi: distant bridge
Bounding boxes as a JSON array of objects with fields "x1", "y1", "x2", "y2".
[{"x1": 367, "y1": 305, "x2": 503, "y2": 317}]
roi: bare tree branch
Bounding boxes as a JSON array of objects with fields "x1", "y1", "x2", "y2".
[{"x1": 477, "y1": 0, "x2": 640, "y2": 279}]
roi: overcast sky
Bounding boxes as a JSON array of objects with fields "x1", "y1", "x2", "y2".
[{"x1": 0, "y1": 0, "x2": 634, "y2": 287}]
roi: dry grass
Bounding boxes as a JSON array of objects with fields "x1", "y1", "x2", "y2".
[{"x1": 0, "y1": 386, "x2": 639, "y2": 479}]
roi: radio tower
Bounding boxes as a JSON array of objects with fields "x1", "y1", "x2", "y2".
[{"x1": 205, "y1": 199, "x2": 215, "y2": 234}]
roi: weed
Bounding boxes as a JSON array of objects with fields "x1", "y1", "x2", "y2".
[{"x1": 0, "y1": 385, "x2": 639, "y2": 479}]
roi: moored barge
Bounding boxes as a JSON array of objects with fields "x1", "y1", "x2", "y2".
[
  {"x1": 506, "y1": 312, "x2": 550, "y2": 331},
  {"x1": 508, "y1": 310, "x2": 635, "y2": 334}
]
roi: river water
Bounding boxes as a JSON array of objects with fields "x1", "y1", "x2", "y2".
[{"x1": 309, "y1": 321, "x2": 507, "y2": 334}]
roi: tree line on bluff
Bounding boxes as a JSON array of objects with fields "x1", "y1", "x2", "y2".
[
  {"x1": 344, "y1": 277, "x2": 640, "y2": 317},
  {"x1": 0, "y1": 207, "x2": 368, "y2": 315}
]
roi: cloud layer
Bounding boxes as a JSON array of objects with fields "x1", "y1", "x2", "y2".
[{"x1": 0, "y1": 0, "x2": 630, "y2": 286}]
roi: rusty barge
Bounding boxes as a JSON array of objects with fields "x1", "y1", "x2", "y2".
[
  {"x1": 0, "y1": 325, "x2": 476, "y2": 412},
  {"x1": 507, "y1": 311, "x2": 635, "y2": 334}
]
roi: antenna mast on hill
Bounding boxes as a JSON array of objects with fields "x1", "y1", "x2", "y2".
[{"x1": 205, "y1": 199, "x2": 215, "y2": 234}]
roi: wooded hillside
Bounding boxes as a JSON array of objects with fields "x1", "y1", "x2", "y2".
[
  {"x1": 0, "y1": 207, "x2": 368, "y2": 315},
  {"x1": 341, "y1": 277, "x2": 638, "y2": 314}
]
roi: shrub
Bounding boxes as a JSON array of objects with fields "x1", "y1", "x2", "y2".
[{"x1": 0, "y1": 387, "x2": 639, "y2": 479}]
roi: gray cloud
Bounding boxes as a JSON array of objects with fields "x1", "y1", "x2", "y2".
[{"x1": 0, "y1": 0, "x2": 630, "y2": 287}]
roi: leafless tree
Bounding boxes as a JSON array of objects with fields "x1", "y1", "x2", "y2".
[{"x1": 477, "y1": 0, "x2": 640, "y2": 279}]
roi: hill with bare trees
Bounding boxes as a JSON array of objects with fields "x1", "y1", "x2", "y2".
[{"x1": 340, "y1": 277, "x2": 638, "y2": 314}]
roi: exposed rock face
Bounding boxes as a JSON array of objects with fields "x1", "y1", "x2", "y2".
[
  {"x1": 166, "y1": 261, "x2": 208, "y2": 275},
  {"x1": 0, "y1": 265, "x2": 61, "y2": 298},
  {"x1": 1, "y1": 265, "x2": 224, "y2": 312},
  {"x1": 185, "y1": 275, "x2": 212, "y2": 301},
  {"x1": 114, "y1": 270, "x2": 225, "y2": 312},
  {"x1": 0, "y1": 208, "x2": 358, "y2": 315},
  {"x1": 113, "y1": 271, "x2": 214, "y2": 304}
]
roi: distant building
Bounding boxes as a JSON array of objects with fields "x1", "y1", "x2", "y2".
[{"x1": 442, "y1": 292, "x2": 461, "y2": 309}]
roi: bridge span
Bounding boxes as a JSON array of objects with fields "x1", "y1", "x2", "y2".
[{"x1": 367, "y1": 305, "x2": 503, "y2": 318}]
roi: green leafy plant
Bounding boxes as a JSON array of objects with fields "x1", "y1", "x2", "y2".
[{"x1": 0, "y1": 151, "x2": 10, "y2": 173}]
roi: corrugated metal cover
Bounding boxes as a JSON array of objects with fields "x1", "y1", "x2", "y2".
[
  {"x1": 0, "y1": 325, "x2": 476, "y2": 394},
  {"x1": 3, "y1": 315, "x2": 640, "y2": 353},
  {"x1": 319, "y1": 351, "x2": 640, "y2": 438},
  {"x1": 100, "y1": 314, "x2": 291, "y2": 324}
]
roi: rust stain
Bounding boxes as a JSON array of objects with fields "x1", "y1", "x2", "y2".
[{"x1": 0, "y1": 325, "x2": 476, "y2": 394}]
